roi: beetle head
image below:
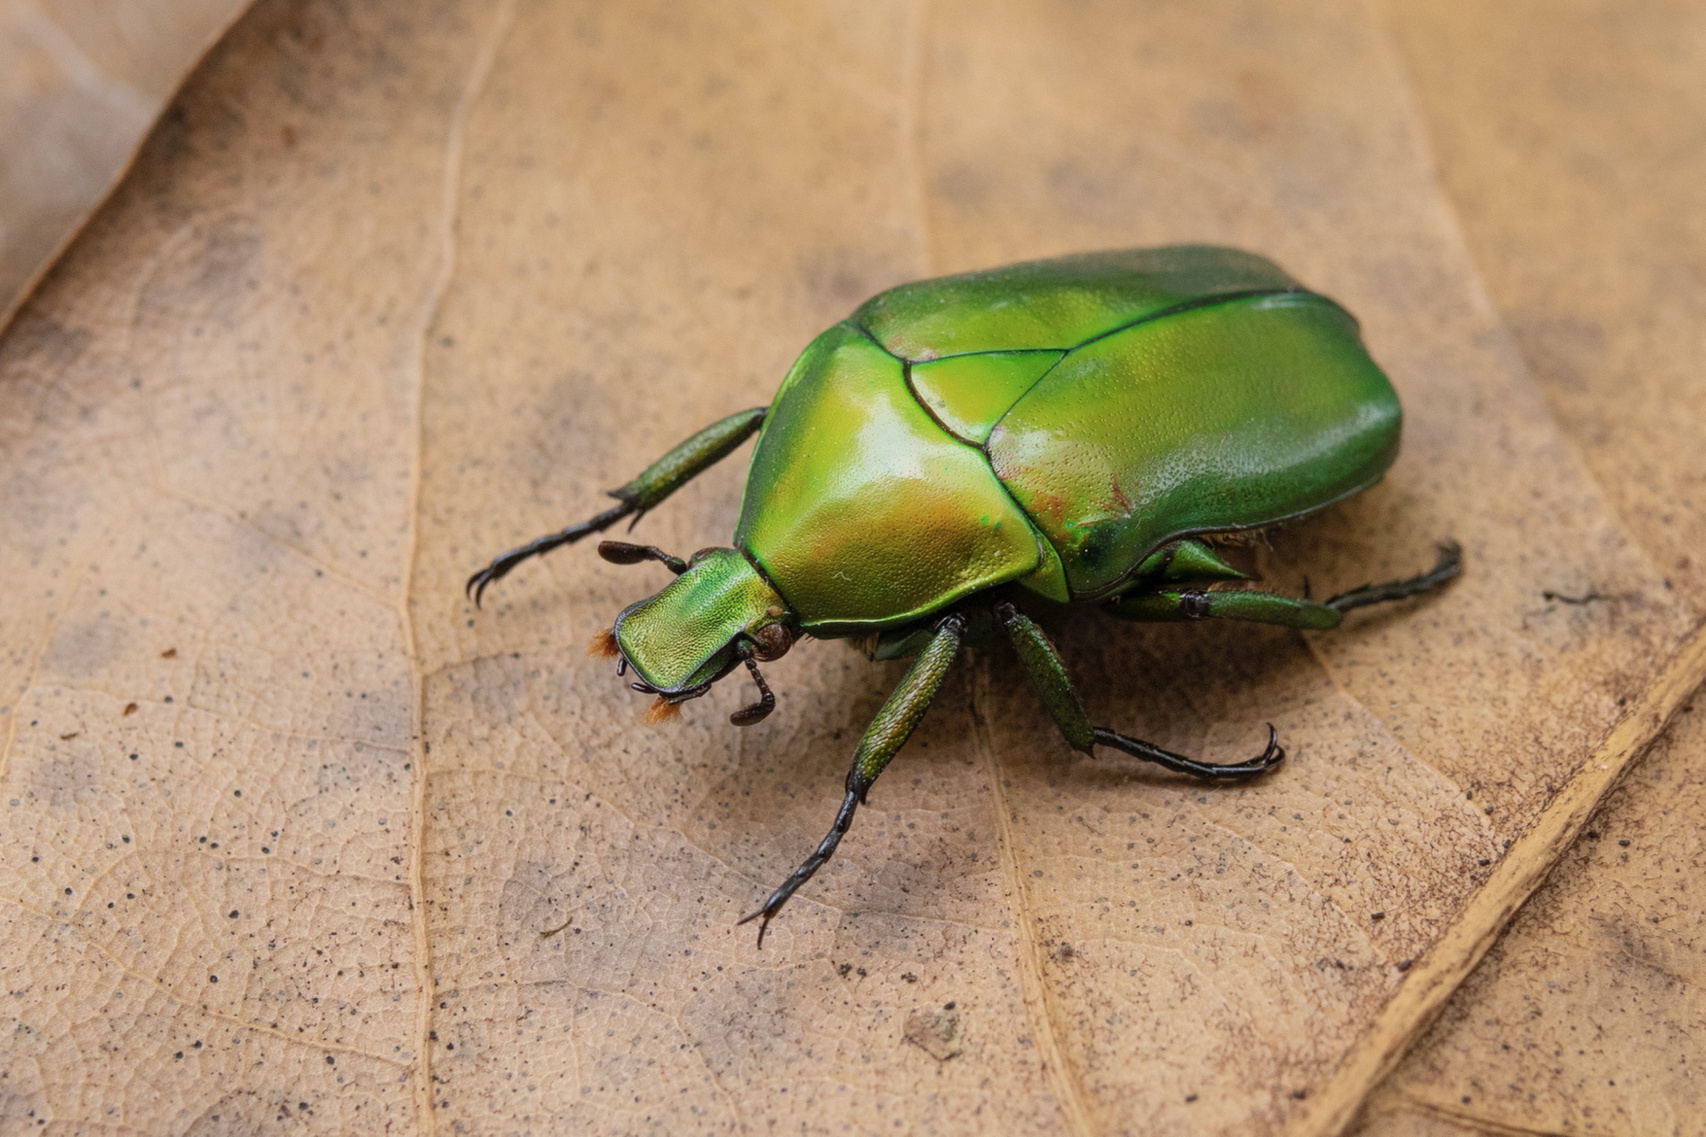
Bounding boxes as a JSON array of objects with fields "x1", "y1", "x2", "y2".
[{"x1": 610, "y1": 547, "x2": 795, "y2": 719}]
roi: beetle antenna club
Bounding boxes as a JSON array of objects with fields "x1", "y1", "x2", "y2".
[
  {"x1": 598, "y1": 539, "x2": 688, "y2": 575},
  {"x1": 466, "y1": 247, "x2": 1464, "y2": 945}
]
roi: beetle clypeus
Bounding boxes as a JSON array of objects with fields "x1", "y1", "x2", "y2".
[{"x1": 468, "y1": 246, "x2": 1460, "y2": 945}]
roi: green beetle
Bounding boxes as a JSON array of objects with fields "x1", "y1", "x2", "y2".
[{"x1": 468, "y1": 246, "x2": 1459, "y2": 944}]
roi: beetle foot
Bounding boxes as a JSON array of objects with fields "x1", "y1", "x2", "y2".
[
  {"x1": 735, "y1": 903, "x2": 780, "y2": 950},
  {"x1": 465, "y1": 499, "x2": 638, "y2": 607},
  {"x1": 1091, "y1": 723, "x2": 1285, "y2": 781},
  {"x1": 737, "y1": 789, "x2": 861, "y2": 947},
  {"x1": 1325, "y1": 540, "x2": 1462, "y2": 614}
]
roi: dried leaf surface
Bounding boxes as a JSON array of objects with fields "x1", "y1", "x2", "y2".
[
  {"x1": 1380, "y1": 0, "x2": 1706, "y2": 614},
  {"x1": 1357, "y1": 2, "x2": 1706, "y2": 1132},
  {"x1": 0, "y1": 0, "x2": 248, "y2": 317},
  {"x1": 0, "y1": 2, "x2": 1699, "y2": 1135},
  {"x1": 1358, "y1": 704, "x2": 1706, "y2": 1137}
]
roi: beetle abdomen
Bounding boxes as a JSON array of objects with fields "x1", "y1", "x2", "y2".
[{"x1": 989, "y1": 291, "x2": 1401, "y2": 599}]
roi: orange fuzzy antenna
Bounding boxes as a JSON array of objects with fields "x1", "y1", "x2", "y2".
[
  {"x1": 587, "y1": 627, "x2": 621, "y2": 659},
  {"x1": 643, "y1": 697, "x2": 681, "y2": 725}
]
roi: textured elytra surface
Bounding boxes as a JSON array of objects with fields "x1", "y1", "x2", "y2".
[{"x1": 0, "y1": 4, "x2": 1701, "y2": 1137}]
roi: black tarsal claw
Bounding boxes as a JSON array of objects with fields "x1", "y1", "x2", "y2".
[
  {"x1": 737, "y1": 789, "x2": 861, "y2": 947},
  {"x1": 1090, "y1": 722, "x2": 1286, "y2": 781},
  {"x1": 465, "y1": 499, "x2": 638, "y2": 608},
  {"x1": 735, "y1": 905, "x2": 777, "y2": 949},
  {"x1": 1255, "y1": 723, "x2": 1283, "y2": 769}
]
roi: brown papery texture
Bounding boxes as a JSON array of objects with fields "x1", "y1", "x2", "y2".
[
  {"x1": 0, "y1": 3, "x2": 1699, "y2": 1136},
  {"x1": 0, "y1": 0, "x2": 248, "y2": 317},
  {"x1": 1357, "y1": 704, "x2": 1706, "y2": 1137},
  {"x1": 1357, "y1": 1, "x2": 1706, "y2": 1133}
]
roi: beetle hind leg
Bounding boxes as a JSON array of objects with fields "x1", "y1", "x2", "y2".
[
  {"x1": 996, "y1": 600, "x2": 1285, "y2": 782},
  {"x1": 1092, "y1": 723, "x2": 1283, "y2": 779},
  {"x1": 1325, "y1": 540, "x2": 1462, "y2": 613},
  {"x1": 1106, "y1": 540, "x2": 1462, "y2": 629}
]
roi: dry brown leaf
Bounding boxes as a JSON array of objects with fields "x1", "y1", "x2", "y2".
[
  {"x1": 1357, "y1": 704, "x2": 1706, "y2": 1137},
  {"x1": 0, "y1": 0, "x2": 249, "y2": 318},
  {"x1": 0, "y1": 2, "x2": 1700, "y2": 1135},
  {"x1": 1355, "y1": 1, "x2": 1706, "y2": 1132},
  {"x1": 1379, "y1": 0, "x2": 1706, "y2": 615}
]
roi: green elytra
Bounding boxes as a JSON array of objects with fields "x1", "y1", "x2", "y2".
[{"x1": 468, "y1": 246, "x2": 1460, "y2": 944}]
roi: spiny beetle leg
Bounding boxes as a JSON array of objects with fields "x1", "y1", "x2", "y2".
[
  {"x1": 466, "y1": 499, "x2": 635, "y2": 607},
  {"x1": 1092, "y1": 724, "x2": 1284, "y2": 780},
  {"x1": 738, "y1": 789, "x2": 860, "y2": 949},
  {"x1": 465, "y1": 405, "x2": 767, "y2": 607},
  {"x1": 996, "y1": 600, "x2": 1284, "y2": 780},
  {"x1": 1326, "y1": 540, "x2": 1462, "y2": 613},
  {"x1": 1105, "y1": 540, "x2": 1462, "y2": 630},
  {"x1": 738, "y1": 613, "x2": 965, "y2": 946}
]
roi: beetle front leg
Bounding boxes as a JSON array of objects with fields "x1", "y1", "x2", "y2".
[
  {"x1": 465, "y1": 405, "x2": 768, "y2": 605},
  {"x1": 738, "y1": 613, "x2": 965, "y2": 947},
  {"x1": 995, "y1": 601, "x2": 1284, "y2": 780}
]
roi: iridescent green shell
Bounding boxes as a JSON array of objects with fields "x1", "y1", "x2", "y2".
[{"x1": 736, "y1": 247, "x2": 1400, "y2": 631}]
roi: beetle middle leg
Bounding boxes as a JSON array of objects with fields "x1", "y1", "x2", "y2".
[
  {"x1": 465, "y1": 405, "x2": 768, "y2": 605},
  {"x1": 1106, "y1": 541, "x2": 1462, "y2": 629},
  {"x1": 994, "y1": 600, "x2": 1284, "y2": 780},
  {"x1": 739, "y1": 613, "x2": 965, "y2": 946}
]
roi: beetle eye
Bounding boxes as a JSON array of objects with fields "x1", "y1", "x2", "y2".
[
  {"x1": 688, "y1": 547, "x2": 722, "y2": 568},
  {"x1": 749, "y1": 622, "x2": 794, "y2": 662}
]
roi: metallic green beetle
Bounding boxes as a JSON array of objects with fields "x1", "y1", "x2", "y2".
[{"x1": 468, "y1": 246, "x2": 1459, "y2": 944}]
